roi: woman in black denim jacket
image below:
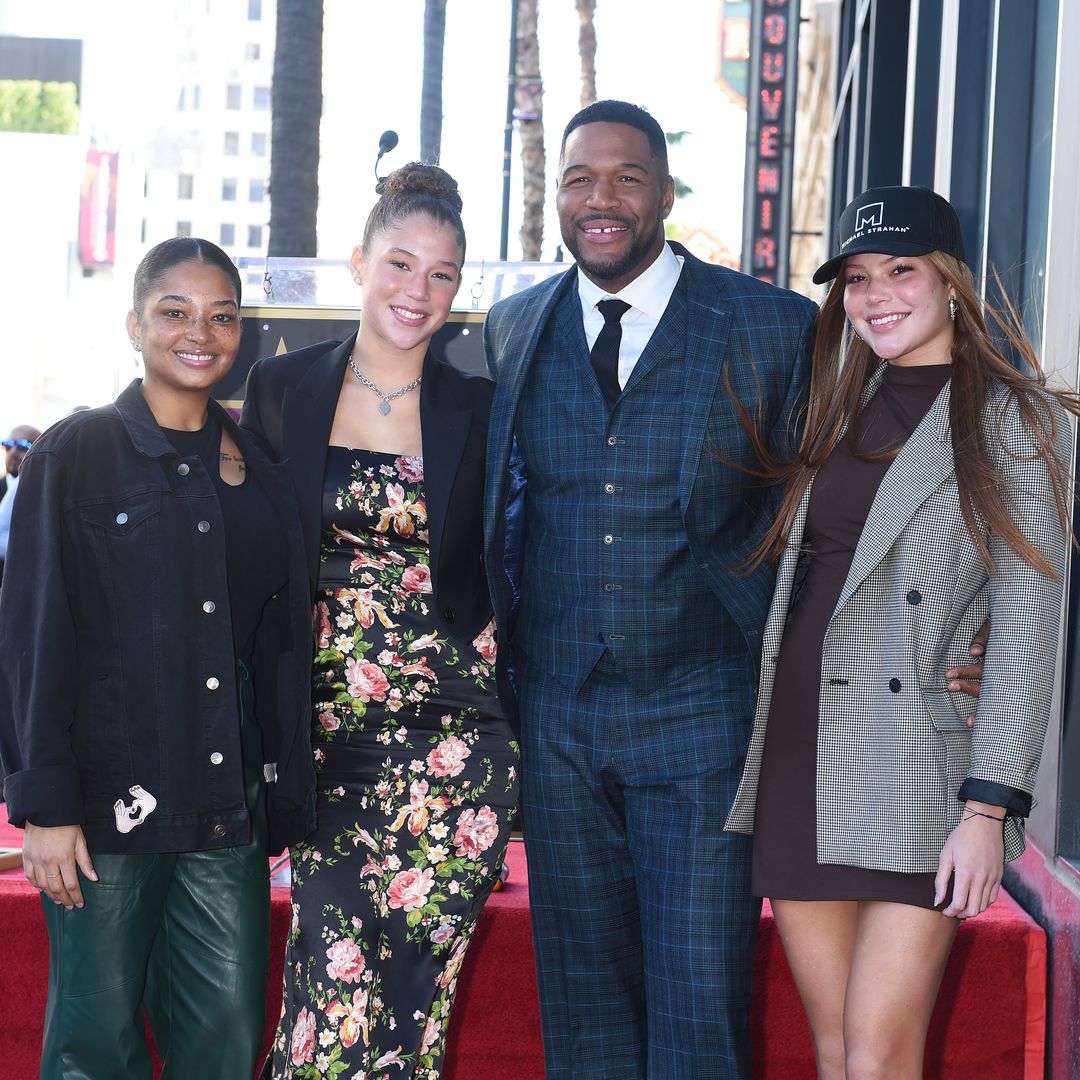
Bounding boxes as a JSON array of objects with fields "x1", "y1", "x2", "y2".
[{"x1": 0, "y1": 238, "x2": 315, "y2": 1079}]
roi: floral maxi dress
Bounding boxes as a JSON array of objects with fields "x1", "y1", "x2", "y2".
[{"x1": 270, "y1": 448, "x2": 520, "y2": 1080}]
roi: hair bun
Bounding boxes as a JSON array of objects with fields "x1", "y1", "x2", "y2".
[{"x1": 376, "y1": 162, "x2": 463, "y2": 213}]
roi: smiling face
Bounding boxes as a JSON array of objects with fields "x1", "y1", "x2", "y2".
[
  {"x1": 556, "y1": 121, "x2": 674, "y2": 293},
  {"x1": 351, "y1": 213, "x2": 462, "y2": 357},
  {"x1": 126, "y1": 260, "x2": 241, "y2": 396},
  {"x1": 843, "y1": 253, "x2": 955, "y2": 366}
]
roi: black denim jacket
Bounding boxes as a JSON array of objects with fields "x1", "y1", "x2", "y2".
[{"x1": 0, "y1": 381, "x2": 315, "y2": 854}]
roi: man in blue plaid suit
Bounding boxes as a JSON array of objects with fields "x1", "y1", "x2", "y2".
[{"x1": 483, "y1": 101, "x2": 815, "y2": 1078}]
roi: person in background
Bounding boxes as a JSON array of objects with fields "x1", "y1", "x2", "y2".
[
  {"x1": 0, "y1": 237, "x2": 315, "y2": 1079},
  {"x1": 0, "y1": 423, "x2": 41, "y2": 584},
  {"x1": 243, "y1": 163, "x2": 519, "y2": 1079},
  {"x1": 727, "y1": 186, "x2": 1077, "y2": 1079}
]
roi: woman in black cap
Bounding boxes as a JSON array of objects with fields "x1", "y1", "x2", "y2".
[{"x1": 726, "y1": 186, "x2": 1078, "y2": 1078}]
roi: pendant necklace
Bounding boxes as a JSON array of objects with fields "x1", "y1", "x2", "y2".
[{"x1": 348, "y1": 357, "x2": 421, "y2": 415}]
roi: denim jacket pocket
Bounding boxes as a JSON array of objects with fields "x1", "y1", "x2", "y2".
[{"x1": 78, "y1": 490, "x2": 162, "y2": 535}]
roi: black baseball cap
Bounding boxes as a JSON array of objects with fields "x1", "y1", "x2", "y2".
[{"x1": 813, "y1": 185, "x2": 965, "y2": 284}]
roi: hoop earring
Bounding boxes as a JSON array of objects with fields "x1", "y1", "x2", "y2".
[{"x1": 949, "y1": 296, "x2": 958, "y2": 322}]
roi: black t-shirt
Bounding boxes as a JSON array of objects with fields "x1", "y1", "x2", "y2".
[{"x1": 164, "y1": 417, "x2": 289, "y2": 662}]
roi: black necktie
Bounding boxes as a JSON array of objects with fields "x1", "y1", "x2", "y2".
[{"x1": 590, "y1": 299, "x2": 631, "y2": 405}]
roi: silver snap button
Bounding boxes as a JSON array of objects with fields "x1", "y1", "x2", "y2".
[
  {"x1": 202, "y1": 600, "x2": 216, "y2": 613},
  {"x1": 177, "y1": 463, "x2": 190, "y2": 476},
  {"x1": 115, "y1": 512, "x2": 128, "y2": 525},
  {"x1": 603, "y1": 534, "x2": 614, "y2": 544},
  {"x1": 197, "y1": 520, "x2": 211, "y2": 533},
  {"x1": 210, "y1": 752, "x2": 223, "y2": 765},
  {"x1": 206, "y1": 676, "x2": 220, "y2": 690}
]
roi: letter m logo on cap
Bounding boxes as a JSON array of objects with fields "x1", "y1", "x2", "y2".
[{"x1": 855, "y1": 202, "x2": 884, "y2": 230}]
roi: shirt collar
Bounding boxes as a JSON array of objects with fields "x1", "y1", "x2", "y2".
[{"x1": 576, "y1": 241, "x2": 683, "y2": 320}]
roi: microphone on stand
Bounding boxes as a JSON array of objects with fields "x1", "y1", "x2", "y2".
[{"x1": 375, "y1": 130, "x2": 399, "y2": 186}]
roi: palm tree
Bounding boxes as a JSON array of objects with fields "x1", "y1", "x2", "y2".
[
  {"x1": 420, "y1": 0, "x2": 448, "y2": 164},
  {"x1": 576, "y1": 0, "x2": 597, "y2": 107},
  {"x1": 268, "y1": 0, "x2": 324, "y2": 257},
  {"x1": 515, "y1": 0, "x2": 545, "y2": 260}
]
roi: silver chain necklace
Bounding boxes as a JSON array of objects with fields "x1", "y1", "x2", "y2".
[{"x1": 348, "y1": 358, "x2": 422, "y2": 415}]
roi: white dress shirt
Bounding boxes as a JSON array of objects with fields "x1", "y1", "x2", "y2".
[{"x1": 576, "y1": 241, "x2": 684, "y2": 390}]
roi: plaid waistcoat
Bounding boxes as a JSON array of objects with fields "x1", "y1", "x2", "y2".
[{"x1": 514, "y1": 278, "x2": 740, "y2": 693}]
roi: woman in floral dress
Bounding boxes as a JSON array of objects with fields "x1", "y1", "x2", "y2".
[{"x1": 243, "y1": 164, "x2": 519, "y2": 1079}]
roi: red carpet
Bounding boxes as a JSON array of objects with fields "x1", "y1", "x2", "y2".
[{"x1": 0, "y1": 810, "x2": 1045, "y2": 1079}]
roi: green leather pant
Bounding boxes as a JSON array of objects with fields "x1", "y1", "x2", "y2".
[{"x1": 40, "y1": 662, "x2": 270, "y2": 1080}]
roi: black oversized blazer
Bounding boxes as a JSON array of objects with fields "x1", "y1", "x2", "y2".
[{"x1": 241, "y1": 333, "x2": 495, "y2": 648}]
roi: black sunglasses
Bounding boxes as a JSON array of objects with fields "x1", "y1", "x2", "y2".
[{"x1": 2, "y1": 439, "x2": 33, "y2": 450}]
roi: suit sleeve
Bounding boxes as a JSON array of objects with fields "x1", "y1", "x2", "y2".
[
  {"x1": 769, "y1": 301, "x2": 815, "y2": 463},
  {"x1": 0, "y1": 449, "x2": 84, "y2": 828},
  {"x1": 963, "y1": 392, "x2": 1070, "y2": 811}
]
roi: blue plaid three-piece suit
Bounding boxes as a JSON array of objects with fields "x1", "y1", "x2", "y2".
[{"x1": 483, "y1": 242, "x2": 816, "y2": 1078}]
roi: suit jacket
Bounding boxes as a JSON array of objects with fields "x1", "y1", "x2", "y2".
[
  {"x1": 483, "y1": 242, "x2": 816, "y2": 726},
  {"x1": 241, "y1": 333, "x2": 495, "y2": 648},
  {"x1": 726, "y1": 367, "x2": 1069, "y2": 870}
]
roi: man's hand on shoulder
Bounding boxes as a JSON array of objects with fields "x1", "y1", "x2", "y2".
[{"x1": 945, "y1": 619, "x2": 989, "y2": 728}]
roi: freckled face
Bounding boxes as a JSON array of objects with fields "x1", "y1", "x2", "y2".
[
  {"x1": 556, "y1": 121, "x2": 674, "y2": 293},
  {"x1": 843, "y1": 253, "x2": 955, "y2": 366},
  {"x1": 351, "y1": 215, "x2": 462, "y2": 356},
  {"x1": 126, "y1": 261, "x2": 241, "y2": 394}
]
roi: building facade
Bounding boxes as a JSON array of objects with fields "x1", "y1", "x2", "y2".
[
  {"x1": 140, "y1": 0, "x2": 276, "y2": 258},
  {"x1": 792, "y1": 2, "x2": 1080, "y2": 1075}
]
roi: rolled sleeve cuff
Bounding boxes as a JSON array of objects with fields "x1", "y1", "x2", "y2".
[
  {"x1": 958, "y1": 777, "x2": 1032, "y2": 817},
  {"x1": 3, "y1": 765, "x2": 85, "y2": 829}
]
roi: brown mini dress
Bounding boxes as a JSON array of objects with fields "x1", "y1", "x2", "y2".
[{"x1": 752, "y1": 361, "x2": 953, "y2": 909}]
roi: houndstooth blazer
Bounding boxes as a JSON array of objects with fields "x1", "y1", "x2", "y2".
[{"x1": 726, "y1": 365, "x2": 1070, "y2": 872}]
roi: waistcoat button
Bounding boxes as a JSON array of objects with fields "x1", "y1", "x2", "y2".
[
  {"x1": 906, "y1": 589, "x2": 922, "y2": 605},
  {"x1": 206, "y1": 676, "x2": 220, "y2": 690},
  {"x1": 604, "y1": 483, "x2": 615, "y2": 494},
  {"x1": 606, "y1": 436, "x2": 617, "y2": 446},
  {"x1": 603, "y1": 534, "x2": 614, "y2": 544},
  {"x1": 210, "y1": 751, "x2": 223, "y2": 765},
  {"x1": 889, "y1": 678, "x2": 902, "y2": 693},
  {"x1": 202, "y1": 600, "x2": 216, "y2": 613}
]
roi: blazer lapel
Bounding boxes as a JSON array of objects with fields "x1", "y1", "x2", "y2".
[
  {"x1": 485, "y1": 270, "x2": 576, "y2": 538},
  {"x1": 420, "y1": 356, "x2": 470, "y2": 590},
  {"x1": 676, "y1": 266, "x2": 733, "y2": 516},
  {"x1": 496, "y1": 271, "x2": 578, "y2": 421},
  {"x1": 834, "y1": 379, "x2": 953, "y2": 613},
  {"x1": 282, "y1": 334, "x2": 355, "y2": 587}
]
